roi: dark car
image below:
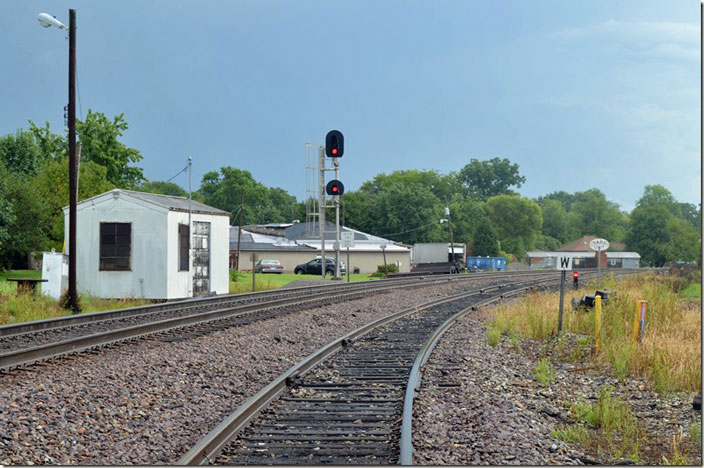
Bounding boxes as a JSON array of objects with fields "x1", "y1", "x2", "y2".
[
  {"x1": 253, "y1": 259, "x2": 284, "y2": 274},
  {"x1": 294, "y1": 257, "x2": 346, "y2": 275}
]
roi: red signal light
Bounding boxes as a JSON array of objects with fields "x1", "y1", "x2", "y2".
[
  {"x1": 573, "y1": 272, "x2": 579, "y2": 278},
  {"x1": 332, "y1": 148, "x2": 338, "y2": 155},
  {"x1": 332, "y1": 186, "x2": 338, "y2": 193}
]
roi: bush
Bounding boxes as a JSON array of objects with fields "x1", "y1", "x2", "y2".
[
  {"x1": 486, "y1": 326, "x2": 501, "y2": 347},
  {"x1": 229, "y1": 269, "x2": 246, "y2": 282},
  {"x1": 533, "y1": 358, "x2": 555, "y2": 386},
  {"x1": 376, "y1": 264, "x2": 398, "y2": 275}
]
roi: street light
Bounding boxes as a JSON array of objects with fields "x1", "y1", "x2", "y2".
[{"x1": 38, "y1": 10, "x2": 79, "y2": 313}]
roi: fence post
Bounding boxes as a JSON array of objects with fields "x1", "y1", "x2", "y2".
[
  {"x1": 594, "y1": 295, "x2": 602, "y2": 351},
  {"x1": 632, "y1": 300, "x2": 641, "y2": 344}
]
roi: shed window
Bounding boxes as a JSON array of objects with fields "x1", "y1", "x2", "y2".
[
  {"x1": 179, "y1": 224, "x2": 190, "y2": 271},
  {"x1": 100, "y1": 222, "x2": 131, "y2": 271}
]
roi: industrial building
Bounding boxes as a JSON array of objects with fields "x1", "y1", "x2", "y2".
[
  {"x1": 62, "y1": 189, "x2": 230, "y2": 299},
  {"x1": 230, "y1": 222, "x2": 410, "y2": 274}
]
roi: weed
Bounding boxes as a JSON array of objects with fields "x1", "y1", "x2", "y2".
[
  {"x1": 569, "y1": 386, "x2": 642, "y2": 461},
  {"x1": 486, "y1": 326, "x2": 501, "y2": 347},
  {"x1": 552, "y1": 425, "x2": 590, "y2": 444},
  {"x1": 533, "y1": 358, "x2": 555, "y2": 386},
  {"x1": 508, "y1": 330, "x2": 522, "y2": 349}
]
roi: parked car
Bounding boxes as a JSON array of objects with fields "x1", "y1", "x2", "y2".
[
  {"x1": 294, "y1": 257, "x2": 346, "y2": 275},
  {"x1": 253, "y1": 259, "x2": 284, "y2": 274}
]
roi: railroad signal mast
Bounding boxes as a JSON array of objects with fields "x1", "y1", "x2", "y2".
[{"x1": 320, "y1": 130, "x2": 344, "y2": 280}]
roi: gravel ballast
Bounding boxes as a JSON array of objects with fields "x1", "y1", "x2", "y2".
[
  {"x1": 412, "y1": 308, "x2": 702, "y2": 465},
  {"x1": 0, "y1": 279, "x2": 475, "y2": 465}
]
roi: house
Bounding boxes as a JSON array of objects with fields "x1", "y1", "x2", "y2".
[
  {"x1": 526, "y1": 235, "x2": 641, "y2": 270},
  {"x1": 63, "y1": 189, "x2": 230, "y2": 299},
  {"x1": 230, "y1": 221, "x2": 411, "y2": 274}
]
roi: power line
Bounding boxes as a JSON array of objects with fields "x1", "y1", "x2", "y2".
[
  {"x1": 165, "y1": 165, "x2": 189, "y2": 183},
  {"x1": 379, "y1": 221, "x2": 438, "y2": 238}
]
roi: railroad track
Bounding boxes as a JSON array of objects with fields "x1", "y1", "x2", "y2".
[
  {"x1": 179, "y1": 270, "x2": 639, "y2": 465},
  {"x1": 0, "y1": 270, "x2": 563, "y2": 372}
]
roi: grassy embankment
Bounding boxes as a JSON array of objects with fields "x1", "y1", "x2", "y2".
[
  {"x1": 228, "y1": 272, "x2": 378, "y2": 294},
  {"x1": 484, "y1": 271, "x2": 702, "y2": 463},
  {"x1": 0, "y1": 270, "x2": 149, "y2": 325}
]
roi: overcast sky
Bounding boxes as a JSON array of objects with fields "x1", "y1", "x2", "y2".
[{"x1": 1, "y1": 0, "x2": 700, "y2": 211}]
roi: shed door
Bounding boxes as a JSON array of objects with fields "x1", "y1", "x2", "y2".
[{"x1": 193, "y1": 221, "x2": 210, "y2": 296}]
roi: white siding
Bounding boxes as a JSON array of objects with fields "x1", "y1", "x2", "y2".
[
  {"x1": 167, "y1": 211, "x2": 230, "y2": 298},
  {"x1": 65, "y1": 194, "x2": 169, "y2": 299}
]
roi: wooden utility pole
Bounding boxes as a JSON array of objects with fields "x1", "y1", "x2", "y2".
[
  {"x1": 66, "y1": 9, "x2": 79, "y2": 313},
  {"x1": 235, "y1": 191, "x2": 244, "y2": 271}
]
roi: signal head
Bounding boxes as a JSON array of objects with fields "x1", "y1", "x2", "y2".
[
  {"x1": 325, "y1": 130, "x2": 344, "y2": 158},
  {"x1": 326, "y1": 179, "x2": 344, "y2": 196}
]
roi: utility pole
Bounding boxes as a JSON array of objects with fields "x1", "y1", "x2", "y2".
[
  {"x1": 187, "y1": 156, "x2": 193, "y2": 297},
  {"x1": 318, "y1": 146, "x2": 326, "y2": 279},
  {"x1": 445, "y1": 204, "x2": 455, "y2": 272},
  {"x1": 235, "y1": 191, "x2": 244, "y2": 271},
  {"x1": 333, "y1": 158, "x2": 341, "y2": 280},
  {"x1": 66, "y1": 9, "x2": 78, "y2": 313}
]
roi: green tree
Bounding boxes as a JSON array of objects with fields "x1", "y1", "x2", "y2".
[
  {"x1": 678, "y1": 202, "x2": 701, "y2": 230},
  {"x1": 0, "y1": 129, "x2": 45, "y2": 175},
  {"x1": 536, "y1": 190, "x2": 575, "y2": 212},
  {"x1": 76, "y1": 110, "x2": 145, "y2": 187},
  {"x1": 198, "y1": 167, "x2": 298, "y2": 225},
  {"x1": 484, "y1": 194, "x2": 542, "y2": 259},
  {"x1": 366, "y1": 183, "x2": 444, "y2": 244},
  {"x1": 570, "y1": 188, "x2": 628, "y2": 242},
  {"x1": 534, "y1": 234, "x2": 562, "y2": 251},
  {"x1": 539, "y1": 199, "x2": 579, "y2": 244},
  {"x1": 0, "y1": 162, "x2": 14, "y2": 265},
  {"x1": 457, "y1": 157, "x2": 526, "y2": 201},
  {"x1": 29, "y1": 120, "x2": 66, "y2": 160},
  {"x1": 136, "y1": 181, "x2": 188, "y2": 197},
  {"x1": 626, "y1": 185, "x2": 700, "y2": 266},
  {"x1": 472, "y1": 221, "x2": 500, "y2": 256},
  {"x1": 31, "y1": 157, "x2": 114, "y2": 250},
  {"x1": 359, "y1": 169, "x2": 460, "y2": 201}
]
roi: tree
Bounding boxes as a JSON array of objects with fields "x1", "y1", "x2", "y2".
[
  {"x1": 0, "y1": 130, "x2": 45, "y2": 175},
  {"x1": 678, "y1": 202, "x2": 701, "y2": 230},
  {"x1": 472, "y1": 221, "x2": 500, "y2": 257},
  {"x1": 136, "y1": 181, "x2": 188, "y2": 197},
  {"x1": 76, "y1": 110, "x2": 145, "y2": 187},
  {"x1": 626, "y1": 185, "x2": 700, "y2": 266},
  {"x1": 198, "y1": 167, "x2": 298, "y2": 225},
  {"x1": 457, "y1": 157, "x2": 526, "y2": 201},
  {"x1": 536, "y1": 191, "x2": 575, "y2": 212},
  {"x1": 539, "y1": 199, "x2": 578, "y2": 244},
  {"x1": 31, "y1": 157, "x2": 114, "y2": 250},
  {"x1": 366, "y1": 183, "x2": 444, "y2": 245},
  {"x1": 484, "y1": 194, "x2": 542, "y2": 259},
  {"x1": 359, "y1": 169, "x2": 460, "y2": 201},
  {"x1": 570, "y1": 188, "x2": 628, "y2": 242},
  {"x1": 28, "y1": 120, "x2": 66, "y2": 160},
  {"x1": 0, "y1": 162, "x2": 14, "y2": 266}
]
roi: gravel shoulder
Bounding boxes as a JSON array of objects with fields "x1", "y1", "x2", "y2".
[{"x1": 412, "y1": 306, "x2": 702, "y2": 465}]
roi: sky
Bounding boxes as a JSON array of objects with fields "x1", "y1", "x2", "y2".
[{"x1": 1, "y1": 0, "x2": 701, "y2": 212}]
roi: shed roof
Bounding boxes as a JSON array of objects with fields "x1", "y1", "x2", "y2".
[
  {"x1": 526, "y1": 251, "x2": 596, "y2": 258},
  {"x1": 66, "y1": 189, "x2": 230, "y2": 216},
  {"x1": 606, "y1": 252, "x2": 641, "y2": 259},
  {"x1": 120, "y1": 190, "x2": 230, "y2": 216}
]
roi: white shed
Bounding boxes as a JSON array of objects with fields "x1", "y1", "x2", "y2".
[{"x1": 63, "y1": 189, "x2": 230, "y2": 299}]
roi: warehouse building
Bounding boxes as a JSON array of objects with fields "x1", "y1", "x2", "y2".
[
  {"x1": 63, "y1": 189, "x2": 230, "y2": 299},
  {"x1": 230, "y1": 222, "x2": 410, "y2": 274}
]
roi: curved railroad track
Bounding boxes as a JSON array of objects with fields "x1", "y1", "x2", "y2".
[
  {"x1": 179, "y1": 269, "x2": 638, "y2": 465},
  {"x1": 0, "y1": 270, "x2": 562, "y2": 372}
]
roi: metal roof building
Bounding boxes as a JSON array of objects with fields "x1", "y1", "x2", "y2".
[{"x1": 230, "y1": 222, "x2": 410, "y2": 273}]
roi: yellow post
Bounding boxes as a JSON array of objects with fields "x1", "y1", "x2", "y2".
[
  {"x1": 632, "y1": 300, "x2": 642, "y2": 344},
  {"x1": 594, "y1": 295, "x2": 602, "y2": 351}
]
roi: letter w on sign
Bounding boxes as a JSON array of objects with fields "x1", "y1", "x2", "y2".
[{"x1": 557, "y1": 255, "x2": 573, "y2": 271}]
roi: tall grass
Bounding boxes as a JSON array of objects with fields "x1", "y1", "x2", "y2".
[
  {"x1": 0, "y1": 292, "x2": 149, "y2": 325},
  {"x1": 488, "y1": 273, "x2": 702, "y2": 394}
]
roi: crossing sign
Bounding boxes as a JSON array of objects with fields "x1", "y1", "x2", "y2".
[{"x1": 556, "y1": 255, "x2": 573, "y2": 271}]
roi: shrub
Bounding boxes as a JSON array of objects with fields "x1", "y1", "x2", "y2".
[
  {"x1": 533, "y1": 358, "x2": 555, "y2": 386},
  {"x1": 486, "y1": 326, "x2": 501, "y2": 347}
]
